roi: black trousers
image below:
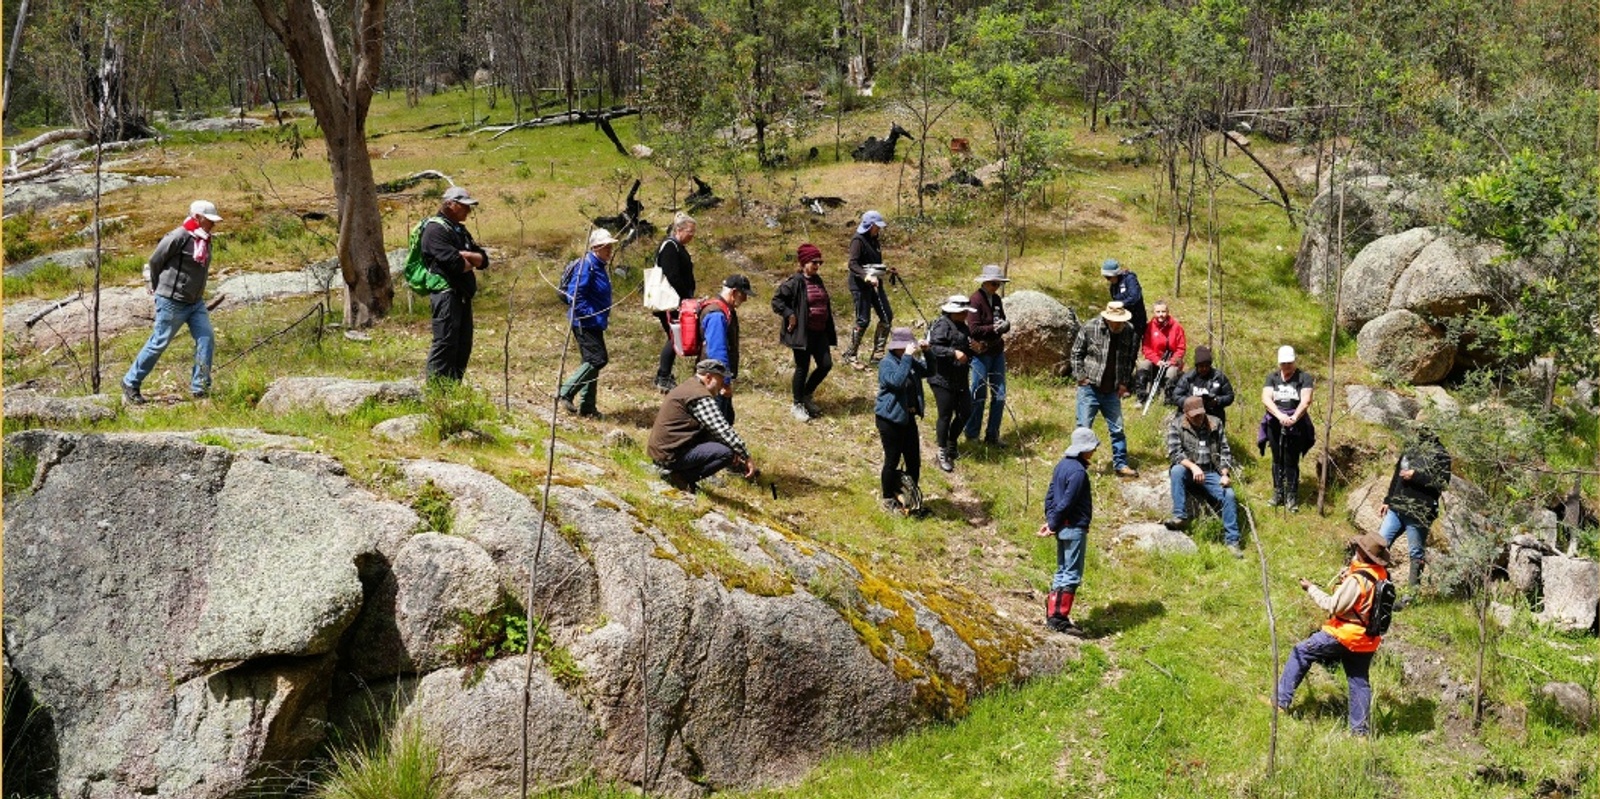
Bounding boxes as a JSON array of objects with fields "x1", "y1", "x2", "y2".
[
  {"x1": 426, "y1": 290, "x2": 473, "y2": 382},
  {"x1": 875, "y1": 416, "x2": 921, "y2": 499},
  {"x1": 1267, "y1": 418, "x2": 1303, "y2": 501},
  {"x1": 931, "y1": 382, "x2": 972, "y2": 449},
  {"x1": 791, "y1": 338, "x2": 834, "y2": 403},
  {"x1": 559, "y1": 326, "x2": 609, "y2": 413},
  {"x1": 653, "y1": 310, "x2": 677, "y2": 381}
]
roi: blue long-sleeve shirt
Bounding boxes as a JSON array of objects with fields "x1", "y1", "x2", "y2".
[
  {"x1": 1044, "y1": 456, "x2": 1092, "y2": 532},
  {"x1": 567, "y1": 251, "x2": 612, "y2": 330}
]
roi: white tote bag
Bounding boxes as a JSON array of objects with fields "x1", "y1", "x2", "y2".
[{"x1": 643, "y1": 266, "x2": 681, "y2": 312}]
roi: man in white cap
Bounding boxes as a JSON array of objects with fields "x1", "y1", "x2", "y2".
[
  {"x1": 421, "y1": 186, "x2": 489, "y2": 383},
  {"x1": 122, "y1": 200, "x2": 225, "y2": 403},
  {"x1": 1261, "y1": 344, "x2": 1315, "y2": 511},
  {"x1": 1070, "y1": 301, "x2": 1140, "y2": 477},
  {"x1": 1037, "y1": 426, "x2": 1101, "y2": 635},
  {"x1": 558, "y1": 228, "x2": 619, "y2": 417}
]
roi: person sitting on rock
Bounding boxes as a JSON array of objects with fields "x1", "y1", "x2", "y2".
[
  {"x1": 1168, "y1": 345, "x2": 1235, "y2": 426},
  {"x1": 647, "y1": 359, "x2": 756, "y2": 493},
  {"x1": 1163, "y1": 396, "x2": 1243, "y2": 558},
  {"x1": 1134, "y1": 300, "x2": 1186, "y2": 403},
  {"x1": 1276, "y1": 533, "x2": 1392, "y2": 737}
]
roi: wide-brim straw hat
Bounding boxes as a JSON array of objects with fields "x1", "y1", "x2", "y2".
[{"x1": 1101, "y1": 301, "x2": 1133, "y2": 323}]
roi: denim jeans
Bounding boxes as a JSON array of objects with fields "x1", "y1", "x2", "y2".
[
  {"x1": 1051, "y1": 526, "x2": 1087, "y2": 592},
  {"x1": 1169, "y1": 465, "x2": 1241, "y2": 545},
  {"x1": 667, "y1": 441, "x2": 734, "y2": 483},
  {"x1": 965, "y1": 351, "x2": 1006, "y2": 441},
  {"x1": 1379, "y1": 507, "x2": 1428, "y2": 563},
  {"x1": 1276, "y1": 630, "x2": 1375, "y2": 735},
  {"x1": 1075, "y1": 385, "x2": 1129, "y2": 469},
  {"x1": 124, "y1": 295, "x2": 214, "y2": 394}
]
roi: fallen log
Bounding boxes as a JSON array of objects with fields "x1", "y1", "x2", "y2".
[
  {"x1": 7, "y1": 128, "x2": 90, "y2": 168},
  {"x1": 479, "y1": 106, "x2": 639, "y2": 140},
  {"x1": 3, "y1": 137, "x2": 159, "y2": 183}
]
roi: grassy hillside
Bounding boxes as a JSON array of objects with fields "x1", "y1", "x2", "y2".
[{"x1": 3, "y1": 87, "x2": 1596, "y2": 799}]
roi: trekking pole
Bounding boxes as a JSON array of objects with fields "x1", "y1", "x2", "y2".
[
  {"x1": 1003, "y1": 396, "x2": 1032, "y2": 509},
  {"x1": 890, "y1": 272, "x2": 930, "y2": 327},
  {"x1": 1141, "y1": 350, "x2": 1172, "y2": 417},
  {"x1": 1242, "y1": 502, "x2": 1281, "y2": 776}
]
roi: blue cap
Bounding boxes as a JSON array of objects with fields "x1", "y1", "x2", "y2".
[{"x1": 857, "y1": 210, "x2": 887, "y2": 235}]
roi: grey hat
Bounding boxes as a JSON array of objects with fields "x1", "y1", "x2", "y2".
[
  {"x1": 1101, "y1": 258, "x2": 1122, "y2": 276},
  {"x1": 940, "y1": 294, "x2": 973, "y2": 314},
  {"x1": 442, "y1": 186, "x2": 479, "y2": 206},
  {"x1": 1065, "y1": 427, "x2": 1101, "y2": 457},
  {"x1": 888, "y1": 326, "x2": 917, "y2": 350},
  {"x1": 974, "y1": 264, "x2": 1010, "y2": 284},
  {"x1": 695, "y1": 358, "x2": 729, "y2": 377}
]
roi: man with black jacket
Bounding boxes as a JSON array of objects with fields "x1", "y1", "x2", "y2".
[
  {"x1": 1167, "y1": 346, "x2": 1235, "y2": 425},
  {"x1": 1379, "y1": 426, "x2": 1452, "y2": 590},
  {"x1": 421, "y1": 187, "x2": 489, "y2": 382}
]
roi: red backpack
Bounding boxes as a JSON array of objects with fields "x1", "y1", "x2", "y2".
[{"x1": 672, "y1": 297, "x2": 730, "y2": 358}]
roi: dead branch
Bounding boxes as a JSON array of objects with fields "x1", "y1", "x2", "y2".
[
  {"x1": 4, "y1": 137, "x2": 158, "y2": 182},
  {"x1": 479, "y1": 107, "x2": 639, "y2": 140},
  {"x1": 23, "y1": 292, "x2": 83, "y2": 328},
  {"x1": 7, "y1": 127, "x2": 91, "y2": 167}
]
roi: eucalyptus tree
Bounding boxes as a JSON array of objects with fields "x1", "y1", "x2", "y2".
[{"x1": 254, "y1": 0, "x2": 395, "y2": 328}]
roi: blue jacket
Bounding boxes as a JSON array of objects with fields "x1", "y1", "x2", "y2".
[
  {"x1": 1107, "y1": 271, "x2": 1147, "y2": 333},
  {"x1": 1045, "y1": 455, "x2": 1092, "y2": 532},
  {"x1": 568, "y1": 251, "x2": 612, "y2": 330},
  {"x1": 875, "y1": 351, "x2": 929, "y2": 424},
  {"x1": 701, "y1": 302, "x2": 739, "y2": 381}
]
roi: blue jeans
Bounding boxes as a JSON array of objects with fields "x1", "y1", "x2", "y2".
[
  {"x1": 666, "y1": 441, "x2": 734, "y2": 483},
  {"x1": 124, "y1": 295, "x2": 214, "y2": 394},
  {"x1": 1379, "y1": 507, "x2": 1428, "y2": 563},
  {"x1": 1169, "y1": 465, "x2": 1241, "y2": 545},
  {"x1": 1276, "y1": 630, "x2": 1375, "y2": 735},
  {"x1": 1075, "y1": 385, "x2": 1129, "y2": 469},
  {"x1": 1051, "y1": 526, "x2": 1087, "y2": 592},
  {"x1": 965, "y1": 351, "x2": 1006, "y2": 441}
]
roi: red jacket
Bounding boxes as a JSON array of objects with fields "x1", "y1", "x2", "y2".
[{"x1": 1141, "y1": 316, "x2": 1187, "y2": 368}]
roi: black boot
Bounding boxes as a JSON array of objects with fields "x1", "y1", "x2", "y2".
[
  {"x1": 1409, "y1": 560, "x2": 1424, "y2": 588},
  {"x1": 870, "y1": 325, "x2": 890, "y2": 362},
  {"x1": 844, "y1": 327, "x2": 866, "y2": 368}
]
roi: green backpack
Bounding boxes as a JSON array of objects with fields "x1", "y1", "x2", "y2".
[{"x1": 403, "y1": 216, "x2": 452, "y2": 294}]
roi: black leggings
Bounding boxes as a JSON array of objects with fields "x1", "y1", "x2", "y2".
[
  {"x1": 875, "y1": 416, "x2": 921, "y2": 498},
  {"x1": 791, "y1": 338, "x2": 834, "y2": 402},
  {"x1": 931, "y1": 382, "x2": 971, "y2": 449},
  {"x1": 1268, "y1": 420, "x2": 1303, "y2": 500},
  {"x1": 653, "y1": 311, "x2": 676, "y2": 381}
]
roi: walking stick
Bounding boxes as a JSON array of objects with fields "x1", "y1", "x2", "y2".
[
  {"x1": 1141, "y1": 350, "x2": 1172, "y2": 416},
  {"x1": 889, "y1": 271, "x2": 930, "y2": 327}
]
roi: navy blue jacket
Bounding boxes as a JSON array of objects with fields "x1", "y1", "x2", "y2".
[{"x1": 1045, "y1": 455, "x2": 1092, "y2": 532}]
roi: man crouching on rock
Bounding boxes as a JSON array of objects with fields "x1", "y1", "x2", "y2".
[
  {"x1": 1036, "y1": 427, "x2": 1101, "y2": 635},
  {"x1": 647, "y1": 359, "x2": 757, "y2": 494}
]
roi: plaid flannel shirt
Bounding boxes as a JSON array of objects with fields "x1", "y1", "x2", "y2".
[{"x1": 686, "y1": 395, "x2": 749, "y2": 459}]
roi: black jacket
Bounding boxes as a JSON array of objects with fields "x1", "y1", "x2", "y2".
[
  {"x1": 421, "y1": 217, "x2": 488, "y2": 300},
  {"x1": 655, "y1": 236, "x2": 696, "y2": 300},
  {"x1": 926, "y1": 314, "x2": 974, "y2": 390},
  {"x1": 771, "y1": 271, "x2": 838, "y2": 349},
  {"x1": 1383, "y1": 432, "x2": 1452, "y2": 525},
  {"x1": 1170, "y1": 367, "x2": 1236, "y2": 422}
]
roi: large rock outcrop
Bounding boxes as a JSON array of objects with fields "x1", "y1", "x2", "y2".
[
  {"x1": 2, "y1": 431, "x2": 416, "y2": 799},
  {"x1": 1356, "y1": 309, "x2": 1456, "y2": 385},
  {"x1": 1336, "y1": 227, "x2": 1439, "y2": 332},
  {"x1": 5, "y1": 433, "x2": 1053, "y2": 798},
  {"x1": 1001, "y1": 290, "x2": 1079, "y2": 377},
  {"x1": 1295, "y1": 173, "x2": 1441, "y2": 297}
]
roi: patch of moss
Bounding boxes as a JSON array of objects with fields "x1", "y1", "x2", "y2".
[{"x1": 3, "y1": 451, "x2": 39, "y2": 499}]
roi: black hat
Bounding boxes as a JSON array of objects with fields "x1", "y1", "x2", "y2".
[
  {"x1": 723, "y1": 274, "x2": 754, "y2": 295},
  {"x1": 1194, "y1": 345, "x2": 1213, "y2": 365}
]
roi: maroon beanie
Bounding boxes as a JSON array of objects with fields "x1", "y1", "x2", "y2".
[{"x1": 797, "y1": 243, "x2": 823, "y2": 265}]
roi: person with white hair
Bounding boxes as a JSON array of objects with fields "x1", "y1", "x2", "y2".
[
  {"x1": 651, "y1": 212, "x2": 698, "y2": 393},
  {"x1": 558, "y1": 228, "x2": 619, "y2": 417},
  {"x1": 122, "y1": 199, "x2": 225, "y2": 403}
]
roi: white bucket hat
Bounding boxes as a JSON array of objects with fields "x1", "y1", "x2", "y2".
[{"x1": 940, "y1": 295, "x2": 973, "y2": 314}]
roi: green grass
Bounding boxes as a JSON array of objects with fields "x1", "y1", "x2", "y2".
[
  {"x1": 317, "y1": 720, "x2": 457, "y2": 799},
  {"x1": 6, "y1": 86, "x2": 1596, "y2": 799}
]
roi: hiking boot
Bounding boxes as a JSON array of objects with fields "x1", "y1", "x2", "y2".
[
  {"x1": 1115, "y1": 465, "x2": 1139, "y2": 478},
  {"x1": 881, "y1": 497, "x2": 906, "y2": 515},
  {"x1": 984, "y1": 437, "x2": 1007, "y2": 449},
  {"x1": 870, "y1": 327, "x2": 889, "y2": 362},
  {"x1": 1227, "y1": 543, "x2": 1246, "y2": 559},
  {"x1": 191, "y1": 389, "x2": 209, "y2": 400},
  {"x1": 1047, "y1": 616, "x2": 1083, "y2": 636},
  {"x1": 1287, "y1": 499, "x2": 1300, "y2": 514},
  {"x1": 122, "y1": 382, "x2": 146, "y2": 405},
  {"x1": 662, "y1": 471, "x2": 697, "y2": 494},
  {"x1": 802, "y1": 396, "x2": 823, "y2": 418},
  {"x1": 559, "y1": 395, "x2": 580, "y2": 415},
  {"x1": 1267, "y1": 491, "x2": 1284, "y2": 508},
  {"x1": 654, "y1": 375, "x2": 676, "y2": 394},
  {"x1": 791, "y1": 403, "x2": 812, "y2": 422},
  {"x1": 937, "y1": 449, "x2": 954, "y2": 473},
  {"x1": 1162, "y1": 516, "x2": 1190, "y2": 531}
]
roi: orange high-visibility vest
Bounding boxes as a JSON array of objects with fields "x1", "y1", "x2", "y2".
[{"x1": 1321, "y1": 563, "x2": 1388, "y2": 653}]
